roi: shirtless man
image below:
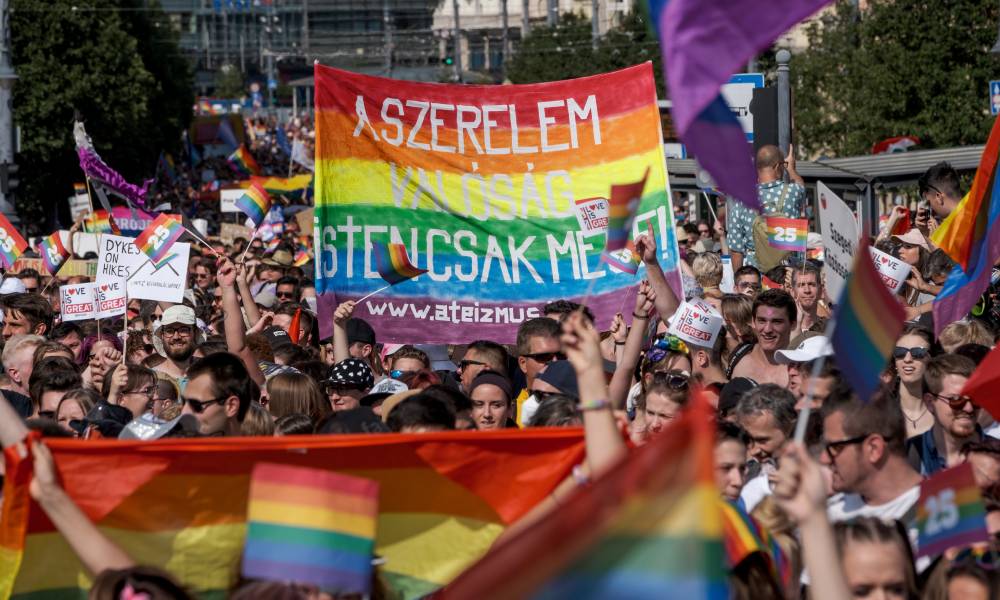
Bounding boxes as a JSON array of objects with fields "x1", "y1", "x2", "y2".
[{"x1": 730, "y1": 289, "x2": 796, "y2": 387}]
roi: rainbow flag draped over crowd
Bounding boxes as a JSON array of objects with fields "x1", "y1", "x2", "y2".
[
  {"x1": 314, "y1": 63, "x2": 682, "y2": 344},
  {"x1": 441, "y1": 396, "x2": 727, "y2": 599},
  {"x1": 0, "y1": 430, "x2": 584, "y2": 600},
  {"x1": 931, "y1": 114, "x2": 1000, "y2": 334}
]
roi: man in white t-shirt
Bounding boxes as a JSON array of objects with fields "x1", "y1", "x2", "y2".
[{"x1": 821, "y1": 390, "x2": 923, "y2": 528}]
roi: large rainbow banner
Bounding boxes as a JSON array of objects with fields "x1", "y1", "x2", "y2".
[{"x1": 314, "y1": 63, "x2": 680, "y2": 343}]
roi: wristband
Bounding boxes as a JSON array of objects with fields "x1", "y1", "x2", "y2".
[
  {"x1": 578, "y1": 398, "x2": 611, "y2": 411},
  {"x1": 632, "y1": 312, "x2": 649, "y2": 320}
]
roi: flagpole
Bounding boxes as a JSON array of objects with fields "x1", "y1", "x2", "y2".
[
  {"x1": 356, "y1": 284, "x2": 392, "y2": 304},
  {"x1": 181, "y1": 225, "x2": 221, "y2": 259},
  {"x1": 237, "y1": 227, "x2": 259, "y2": 264},
  {"x1": 793, "y1": 317, "x2": 837, "y2": 443}
]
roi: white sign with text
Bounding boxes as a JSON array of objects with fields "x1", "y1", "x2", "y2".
[
  {"x1": 817, "y1": 181, "x2": 860, "y2": 302},
  {"x1": 95, "y1": 234, "x2": 190, "y2": 303},
  {"x1": 60, "y1": 283, "x2": 97, "y2": 322}
]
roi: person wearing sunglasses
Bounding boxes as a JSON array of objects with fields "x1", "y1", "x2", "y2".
[
  {"x1": 457, "y1": 340, "x2": 507, "y2": 393},
  {"x1": 891, "y1": 325, "x2": 935, "y2": 438},
  {"x1": 104, "y1": 364, "x2": 159, "y2": 419},
  {"x1": 520, "y1": 359, "x2": 579, "y2": 425},
  {"x1": 822, "y1": 391, "x2": 922, "y2": 529},
  {"x1": 192, "y1": 262, "x2": 214, "y2": 291},
  {"x1": 180, "y1": 353, "x2": 255, "y2": 436},
  {"x1": 908, "y1": 354, "x2": 983, "y2": 477},
  {"x1": 514, "y1": 317, "x2": 563, "y2": 426},
  {"x1": 274, "y1": 276, "x2": 300, "y2": 304},
  {"x1": 322, "y1": 358, "x2": 375, "y2": 413}
]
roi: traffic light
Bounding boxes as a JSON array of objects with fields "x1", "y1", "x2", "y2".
[{"x1": 0, "y1": 163, "x2": 18, "y2": 195}]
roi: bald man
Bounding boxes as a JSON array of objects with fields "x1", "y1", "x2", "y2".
[{"x1": 726, "y1": 144, "x2": 806, "y2": 270}]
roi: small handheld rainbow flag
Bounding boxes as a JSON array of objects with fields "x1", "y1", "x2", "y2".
[
  {"x1": 242, "y1": 463, "x2": 378, "y2": 595},
  {"x1": 38, "y1": 232, "x2": 70, "y2": 276},
  {"x1": 228, "y1": 145, "x2": 260, "y2": 177},
  {"x1": 762, "y1": 275, "x2": 783, "y2": 291},
  {"x1": 720, "y1": 500, "x2": 790, "y2": 589},
  {"x1": 0, "y1": 213, "x2": 27, "y2": 269},
  {"x1": 134, "y1": 213, "x2": 185, "y2": 265},
  {"x1": 830, "y1": 239, "x2": 906, "y2": 402},
  {"x1": 237, "y1": 183, "x2": 271, "y2": 228},
  {"x1": 916, "y1": 462, "x2": 989, "y2": 560},
  {"x1": 373, "y1": 242, "x2": 427, "y2": 285},
  {"x1": 84, "y1": 209, "x2": 120, "y2": 235},
  {"x1": 601, "y1": 239, "x2": 641, "y2": 275},
  {"x1": 293, "y1": 248, "x2": 311, "y2": 267},
  {"x1": 603, "y1": 168, "x2": 650, "y2": 255},
  {"x1": 765, "y1": 217, "x2": 808, "y2": 252}
]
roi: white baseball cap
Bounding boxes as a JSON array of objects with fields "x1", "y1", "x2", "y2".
[{"x1": 775, "y1": 334, "x2": 834, "y2": 364}]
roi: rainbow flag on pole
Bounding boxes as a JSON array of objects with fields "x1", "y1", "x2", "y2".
[
  {"x1": 228, "y1": 145, "x2": 260, "y2": 177},
  {"x1": 830, "y1": 239, "x2": 905, "y2": 402},
  {"x1": 765, "y1": 217, "x2": 808, "y2": 252},
  {"x1": 243, "y1": 463, "x2": 378, "y2": 595},
  {"x1": 0, "y1": 431, "x2": 583, "y2": 599},
  {"x1": 373, "y1": 242, "x2": 427, "y2": 285},
  {"x1": 603, "y1": 169, "x2": 650, "y2": 255},
  {"x1": 236, "y1": 183, "x2": 272, "y2": 228},
  {"x1": 37, "y1": 232, "x2": 70, "y2": 276},
  {"x1": 134, "y1": 213, "x2": 185, "y2": 265},
  {"x1": 293, "y1": 248, "x2": 311, "y2": 267},
  {"x1": 915, "y1": 462, "x2": 989, "y2": 560},
  {"x1": 442, "y1": 394, "x2": 727, "y2": 599},
  {"x1": 0, "y1": 213, "x2": 27, "y2": 269}
]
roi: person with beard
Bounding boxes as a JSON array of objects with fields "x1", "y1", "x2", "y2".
[
  {"x1": 907, "y1": 354, "x2": 983, "y2": 476},
  {"x1": 730, "y1": 289, "x2": 796, "y2": 387},
  {"x1": 791, "y1": 262, "x2": 824, "y2": 334},
  {"x1": 151, "y1": 306, "x2": 203, "y2": 379}
]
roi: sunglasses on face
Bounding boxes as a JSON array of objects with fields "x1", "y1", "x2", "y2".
[
  {"x1": 275, "y1": 291, "x2": 297, "y2": 299},
  {"x1": 823, "y1": 434, "x2": 869, "y2": 461},
  {"x1": 931, "y1": 393, "x2": 976, "y2": 410},
  {"x1": 324, "y1": 383, "x2": 363, "y2": 395},
  {"x1": 389, "y1": 369, "x2": 416, "y2": 379},
  {"x1": 893, "y1": 346, "x2": 929, "y2": 360},
  {"x1": 459, "y1": 359, "x2": 486, "y2": 370},
  {"x1": 522, "y1": 351, "x2": 565, "y2": 364},
  {"x1": 529, "y1": 389, "x2": 564, "y2": 402},
  {"x1": 651, "y1": 370, "x2": 690, "y2": 389},
  {"x1": 183, "y1": 395, "x2": 227, "y2": 413}
]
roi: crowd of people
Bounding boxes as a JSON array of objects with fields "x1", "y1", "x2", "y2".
[{"x1": 1, "y1": 137, "x2": 1000, "y2": 600}]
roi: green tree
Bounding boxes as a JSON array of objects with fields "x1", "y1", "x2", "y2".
[
  {"x1": 10, "y1": 0, "x2": 192, "y2": 232},
  {"x1": 508, "y1": 8, "x2": 664, "y2": 97},
  {"x1": 794, "y1": 0, "x2": 1000, "y2": 157}
]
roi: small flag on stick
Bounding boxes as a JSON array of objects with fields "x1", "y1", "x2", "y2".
[
  {"x1": 830, "y1": 239, "x2": 906, "y2": 402},
  {"x1": 915, "y1": 463, "x2": 989, "y2": 560},
  {"x1": 134, "y1": 213, "x2": 185, "y2": 265},
  {"x1": 228, "y1": 145, "x2": 261, "y2": 177},
  {"x1": 602, "y1": 168, "x2": 649, "y2": 255},
  {"x1": 373, "y1": 242, "x2": 427, "y2": 285},
  {"x1": 38, "y1": 232, "x2": 71, "y2": 276},
  {"x1": 765, "y1": 217, "x2": 808, "y2": 252},
  {"x1": 242, "y1": 463, "x2": 378, "y2": 595},
  {"x1": 236, "y1": 183, "x2": 272, "y2": 228}
]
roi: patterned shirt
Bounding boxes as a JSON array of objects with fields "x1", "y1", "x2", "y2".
[{"x1": 727, "y1": 180, "x2": 806, "y2": 268}]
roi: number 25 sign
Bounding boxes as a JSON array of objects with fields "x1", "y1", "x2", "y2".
[{"x1": 915, "y1": 462, "x2": 989, "y2": 560}]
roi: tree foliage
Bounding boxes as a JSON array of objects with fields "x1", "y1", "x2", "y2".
[
  {"x1": 794, "y1": 0, "x2": 1000, "y2": 157},
  {"x1": 508, "y1": 8, "x2": 665, "y2": 97},
  {"x1": 10, "y1": 0, "x2": 192, "y2": 232}
]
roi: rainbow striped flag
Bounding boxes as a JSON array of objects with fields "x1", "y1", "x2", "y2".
[
  {"x1": 236, "y1": 183, "x2": 272, "y2": 228},
  {"x1": 601, "y1": 239, "x2": 641, "y2": 275},
  {"x1": 373, "y1": 242, "x2": 427, "y2": 285},
  {"x1": 720, "y1": 500, "x2": 790, "y2": 589},
  {"x1": 134, "y1": 213, "x2": 185, "y2": 265},
  {"x1": 442, "y1": 394, "x2": 727, "y2": 599},
  {"x1": 762, "y1": 275, "x2": 783, "y2": 291},
  {"x1": 228, "y1": 145, "x2": 260, "y2": 177},
  {"x1": 37, "y1": 232, "x2": 70, "y2": 276},
  {"x1": 765, "y1": 217, "x2": 808, "y2": 252},
  {"x1": 0, "y1": 431, "x2": 584, "y2": 599},
  {"x1": 293, "y1": 248, "x2": 311, "y2": 267},
  {"x1": 314, "y1": 63, "x2": 681, "y2": 345},
  {"x1": 604, "y1": 169, "x2": 650, "y2": 255},
  {"x1": 830, "y1": 239, "x2": 905, "y2": 401},
  {"x1": 915, "y1": 462, "x2": 989, "y2": 560},
  {"x1": 931, "y1": 114, "x2": 1000, "y2": 333},
  {"x1": 0, "y1": 214, "x2": 27, "y2": 269},
  {"x1": 84, "y1": 209, "x2": 121, "y2": 235},
  {"x1": 243, "y1": 463, "x2": 378, "y2": 595}
]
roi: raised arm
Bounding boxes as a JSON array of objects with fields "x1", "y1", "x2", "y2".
[
  {"x1": 332, "y1": 300, "x2": 356, "y2": 364},
  {"x1": 609, "y1": 280, "x2": 654, "y2": 410},
  {"x1": 217, "y1": 257, "x2": 265, "y2": 387},
  {"x1": 634, "y1": 232, "x2": 680, "y2": 325},
  {"x1": 29, "y1": 440, "x2": 135, "y2": 575},
  {"x1": 236, "y1": 262, "x2": 261, "y2": 325},
  {"x1": 773, "y1": 443, "x2": 851, "y2": 600}
]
